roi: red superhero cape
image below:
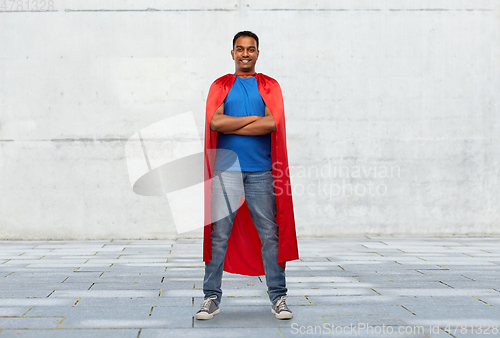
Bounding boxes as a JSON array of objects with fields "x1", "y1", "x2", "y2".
[{"x1": 203, "y1": 73, "x2": 299, "y2": 276}]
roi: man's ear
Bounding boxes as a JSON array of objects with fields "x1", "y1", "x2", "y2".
[{"x1": 231, "y1": 50, "x2": 234, "y2": 60}]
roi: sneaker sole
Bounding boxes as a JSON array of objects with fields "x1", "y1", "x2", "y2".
[
  {"x1": 271, "y1": 308, "x2": 293, "y2": 319},
  {"x1": 195, "y1": 309, "x2": 219, "y2": 320}
]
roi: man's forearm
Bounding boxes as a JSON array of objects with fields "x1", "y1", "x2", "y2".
[
  {"x1": 223, "y1": 115, "x2": 276, "y2": 136},
  {"x1": 212, "y1": 115, "x2": 260, "y2": 132}
]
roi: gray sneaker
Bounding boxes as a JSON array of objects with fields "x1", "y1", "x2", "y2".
[
  {"x1": 271, "y1": 295, "x2": 293, "y2": 319},
  {"x1": 195, "y1": 295, "x2": 219, "y2": 320}
]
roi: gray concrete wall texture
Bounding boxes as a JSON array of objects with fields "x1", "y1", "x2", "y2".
[{"x1": 1, "y1": 1, "x2": 499, "y2": 239}]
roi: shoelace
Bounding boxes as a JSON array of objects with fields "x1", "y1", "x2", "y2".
[
  {"x1": 276, "y1": 296, "x2": 289, "y2": 311},
  {"x1": 200, "y1": 297, "x2": 215, "y2": 311}
]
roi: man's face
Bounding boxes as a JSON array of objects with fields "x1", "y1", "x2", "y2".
[{"x1": 231, "y1": 36, "x2": 259, "y2": 74}]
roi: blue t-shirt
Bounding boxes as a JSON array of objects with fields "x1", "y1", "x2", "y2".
[{"x1": 213, "y1": 75, "x2": 272, "y2": 171}]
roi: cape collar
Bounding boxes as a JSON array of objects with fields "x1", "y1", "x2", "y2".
[{"x1": 233, "y1": 72, "x2": 257, "y2": 78}]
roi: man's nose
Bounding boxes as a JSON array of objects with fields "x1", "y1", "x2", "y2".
[{"x1": 242, "y1": 49, "x2": 249, "y2": 57}]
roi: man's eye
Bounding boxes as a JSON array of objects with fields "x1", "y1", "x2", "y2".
[{"x1": 237, "y1": 49, "x2": 243, "y2": 52}]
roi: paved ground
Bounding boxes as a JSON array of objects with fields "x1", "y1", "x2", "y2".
[{"x1": 0, "y1": 237, "x2": 499, "y2": 337}]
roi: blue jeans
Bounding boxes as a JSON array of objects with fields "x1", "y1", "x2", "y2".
[{"x1": 203, "y1": 169, "x2": 287, "y2": 305}]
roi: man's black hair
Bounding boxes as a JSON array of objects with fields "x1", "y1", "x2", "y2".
[{"x1": 233, "y1": 31, "x2": 259, "y2": 50}]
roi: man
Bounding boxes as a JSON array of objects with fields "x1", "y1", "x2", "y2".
[{"x1": 197, "y1": 31, "x2": 299, "y2": 320}]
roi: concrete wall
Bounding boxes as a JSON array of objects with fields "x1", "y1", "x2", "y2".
[{"x1": 1, "y1": 0, "x2": 499, "y2": 239}]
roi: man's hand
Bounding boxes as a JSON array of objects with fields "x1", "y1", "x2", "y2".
[
  {"x1": 222, "y1": 116, "x2": 264, "y2": 134},
  {"x1": 210, "y1": 102, "x2": 261, "y2": 132},
  {"x1": 226, "y1": 106, "x2": 276, "y2": 136}
]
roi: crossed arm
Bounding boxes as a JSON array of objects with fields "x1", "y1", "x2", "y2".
[{"x1": 209, "y1": 102, "x2": 276, "y2": 136}]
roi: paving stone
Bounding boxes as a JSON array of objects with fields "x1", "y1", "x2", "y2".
[
  {"x1": 73, "y1": 296, "x2": 191, "y2": 307},
  {"x1": 400, "y1": 303, "x2": 500, "y2": 319},
  {"x1": 0, "y1": 329, "x2": 139, "y2": 338},
  {"x1": 288, "y1": 288, "x2": 375, "y2": 296},
  {"x1": 161, "y1": 288, "x2": 266, "y2": 298},
  {"x1": 371, "y1": 287, "x2": 500, "y2": 297},
  {"x1": 88, "y1": 283, "x2": 162, "y2": 291},
  {"x1": 56, "y1": 307, "x2": 192, "y2": 329},
  {"x1": 288, "y1": 282, "x2": 371, "y2": 289},
  {"x1": 140, "y1": 328, "x2": 282, "y2": 338},
  {"x1": 0, "y1": 317, "x2": 63, "y2": 329},
  {"x1": 25, "y1": 305, "x2": 152, "y2": 317},
  {"x1": 1, "y1": 282, "x2": 94, "y2": 291},
  {"x1": 306, "y1": 295, "x2": 400, "y2": 306},
  {"x1": 0, "y1": 298, "x2": 75, "y2": 306},
  {"x1": 0, "y1": 237, "x2": 498, "y2": 336},
  {"x1": 0, "y1": 307, "x2": 31, "y2": 316},
  {"x1": 0, "y1": 290, "x2": 56, "y2": 298},
  {"x1": 286, "y1": 276, "x2": 358, "y2": 283},
  {"x1": 3, "y1": 272, "x2": 103, "y2": 281},
  {"x1": 49, "y1": 290, "x2": 160, "y2": 298}
]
